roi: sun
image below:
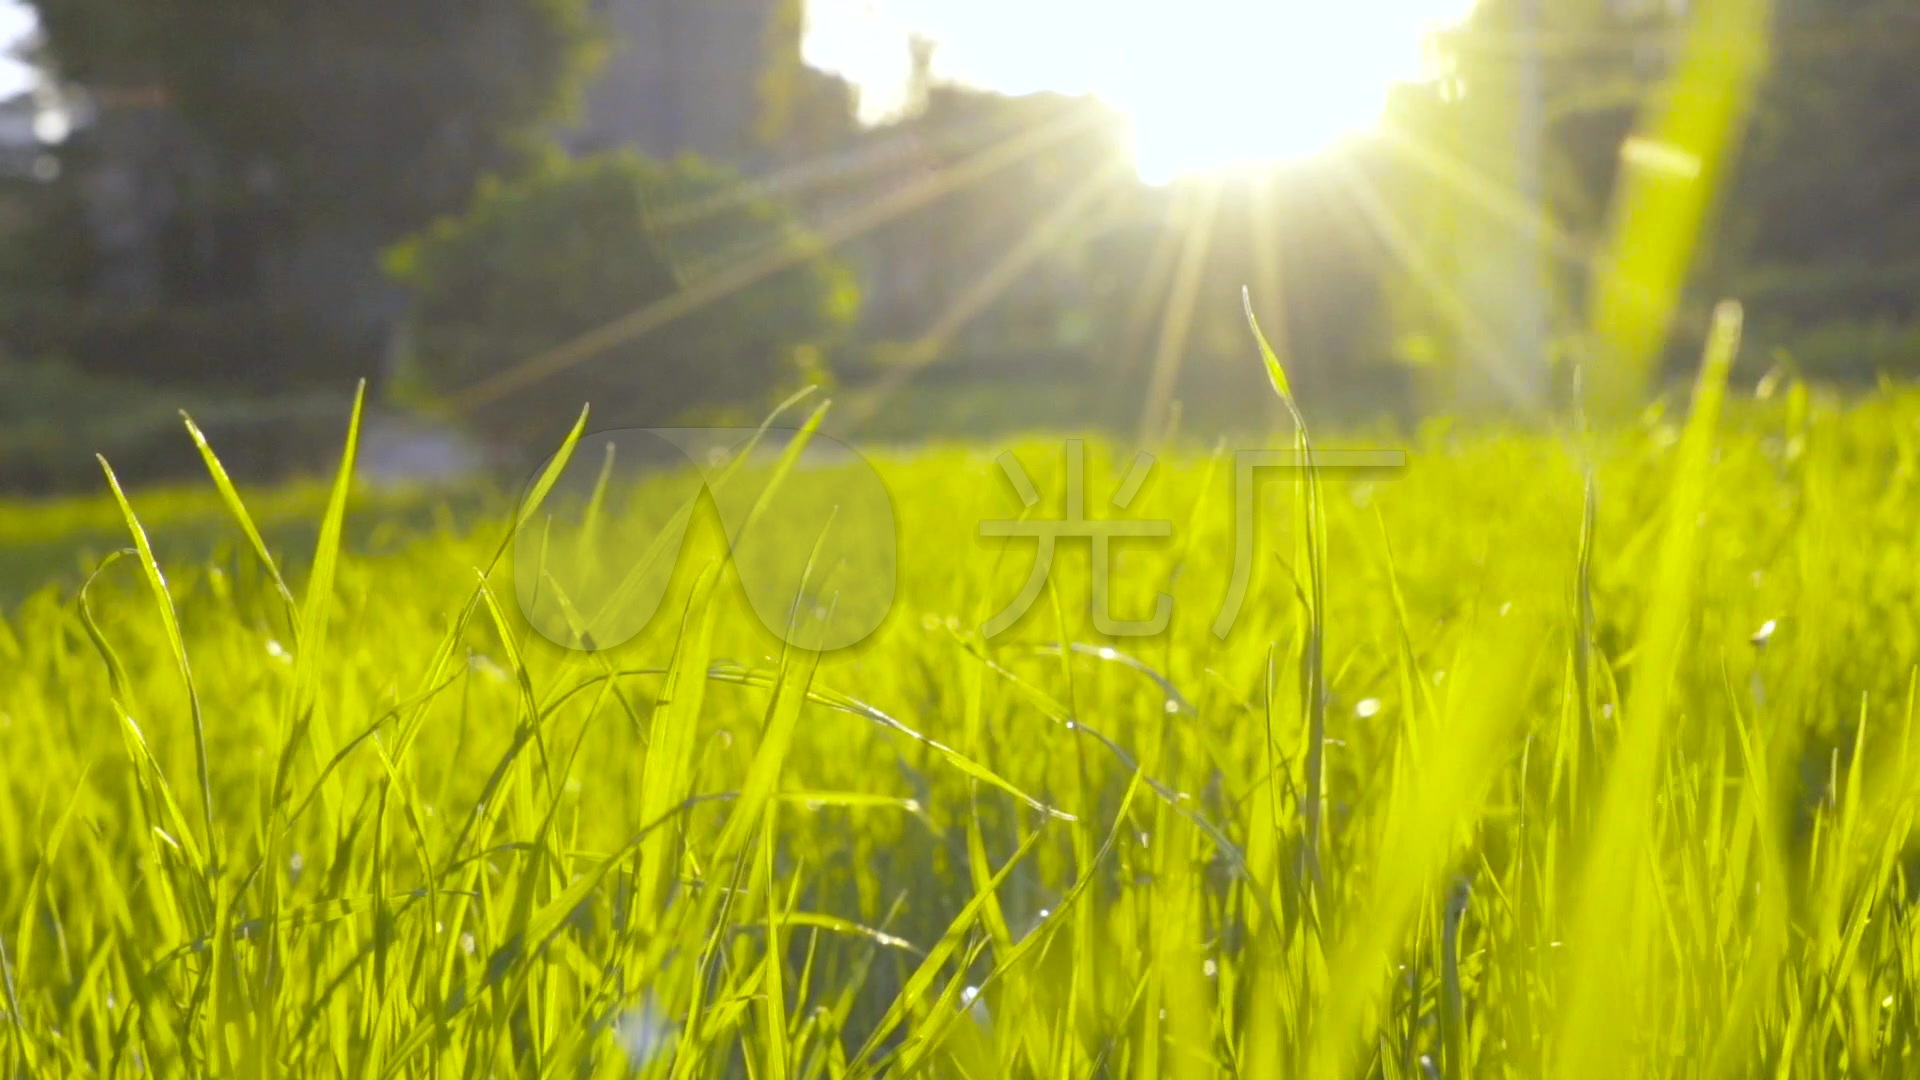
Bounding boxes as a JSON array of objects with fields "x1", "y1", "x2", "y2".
[
  {"x1": 802, "y1": 0, "x2": 1478, "y2": 184},
  {"x1": 1098, "y1": 0, "x2": 1477, "y2": 184}
]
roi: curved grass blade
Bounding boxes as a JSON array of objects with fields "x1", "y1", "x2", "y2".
[
  {"x1": 180, "y1": 410, "x2": 301, "y2": 643},
  {"x1": 96, "y1": 459, "x2": 217, "y2": 865}
]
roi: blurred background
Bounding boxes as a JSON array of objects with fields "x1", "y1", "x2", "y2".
[{"x1": 0, "y1": 0, "x2": 1907, "y2": 493}]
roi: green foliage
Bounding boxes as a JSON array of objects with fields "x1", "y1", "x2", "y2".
[{"x1": 385, "y1": 151, "x2": 860, "y2": 444}]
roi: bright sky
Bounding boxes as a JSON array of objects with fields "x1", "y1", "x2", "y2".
[
  {"x1": 803, "y1": 0, "x2": 1479, "y2": 182},
  {"x1": 0, "y1": 1, "x2": 31, "y2": 100},
  {"x1": 0, "y1": 0, "x2": 1478, "y2": 180}
]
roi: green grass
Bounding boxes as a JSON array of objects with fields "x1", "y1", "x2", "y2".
[{"x1": 7, "y1": 335, "x2": 1920, "y2": 1077}]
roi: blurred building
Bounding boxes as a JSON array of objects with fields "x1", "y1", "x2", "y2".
[{"x1": 0, "y1": 93, "x2": 49, "y2": 180}]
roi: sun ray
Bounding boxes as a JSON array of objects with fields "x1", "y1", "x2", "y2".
[
  {"x1": 1135, "y1": 178, "x2": 1222, "y2": 445},
  {"x1": 1111, "y1": 184, "x2": 1196, "y2": 384},
  {"x1": 1333, "y1": 159, "x2": 1546, "y2": 413},
  {"x1": 1375, "y1": 121, "x2": 1592, "y2": 270},
  {"x1": 840, "y1": 160, "x2": 1130, "y2": 429},
  {"x1": 437, "y1": 106, "x2": 1108, "y2": 416},
  {"x1": 647, "y1": 111, "x2": 1059, "y2": 233},
  {"x1": 1378, "y1": 111, "x2": 1739, "y2": 385}
]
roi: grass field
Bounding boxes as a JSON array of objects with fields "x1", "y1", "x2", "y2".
[{"x1": 7, "y1": 323, "x2": 1920, "y2": 1078}]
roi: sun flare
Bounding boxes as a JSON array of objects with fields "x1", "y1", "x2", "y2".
[
  {"x1": 804, "y1": 0, "x2": 1480, "y2": 184},
  {"x1": 1104, "y1": 0, "x2": 1478, "y2": 183}
]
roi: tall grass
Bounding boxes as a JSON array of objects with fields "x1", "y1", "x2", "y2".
[{"x1": 6, "y1": 324, "x2": 1920, "y2": 1076}]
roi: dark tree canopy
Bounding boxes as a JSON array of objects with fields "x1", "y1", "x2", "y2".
[
  {"x1": 33, "y1": 0, "x2": 604, "y2": 229},
  {"x1": 1731, "y1": 1, "x2": 1920, "y2": 269}
]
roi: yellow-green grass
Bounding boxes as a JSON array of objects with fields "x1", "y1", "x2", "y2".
[{"x1": 5, "y1": 355, "x2": 1920, "y2": 1077}]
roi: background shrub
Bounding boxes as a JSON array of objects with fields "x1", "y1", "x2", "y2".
[{"x1": 385, "y1": 151, "x2": 861, "y2": 450}]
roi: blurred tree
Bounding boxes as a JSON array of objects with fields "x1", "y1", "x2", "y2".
[
  {"x1": 1715, "y1": 0, "x2": 1920, "y2": 376},
  {"x1": 1378, "y1": 0, "x2": 1676, "y2": 411},
  {"x1": 755, "y1": 0, "x2": 861, "y2": 161},
  {"x1": 1389, "y1": 0, "x2": 1920, "y2": 391},
  {"x1": 854, "y1": 86, "x2": 1128, "y2": 343},
  {"x1": 384, "y1": 151, "x2": 860, "y2": 448},
  {"x1": 17, "y1": 0, "x2": 604, "y2": 396},
  {"x1": 1730, "y1": 0, "x2": 1920, "y2": 272},
  {"x1": 31, "y1": 0, "x2": 604, "y2": 232}
]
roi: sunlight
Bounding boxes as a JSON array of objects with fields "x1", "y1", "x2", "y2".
[
  {"x1": 806, "y1": 0, "x2": 1480, "y2": 184},
  {"x1": 1105, "y1": 0, "x2": 1478, "y2": 183}
]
